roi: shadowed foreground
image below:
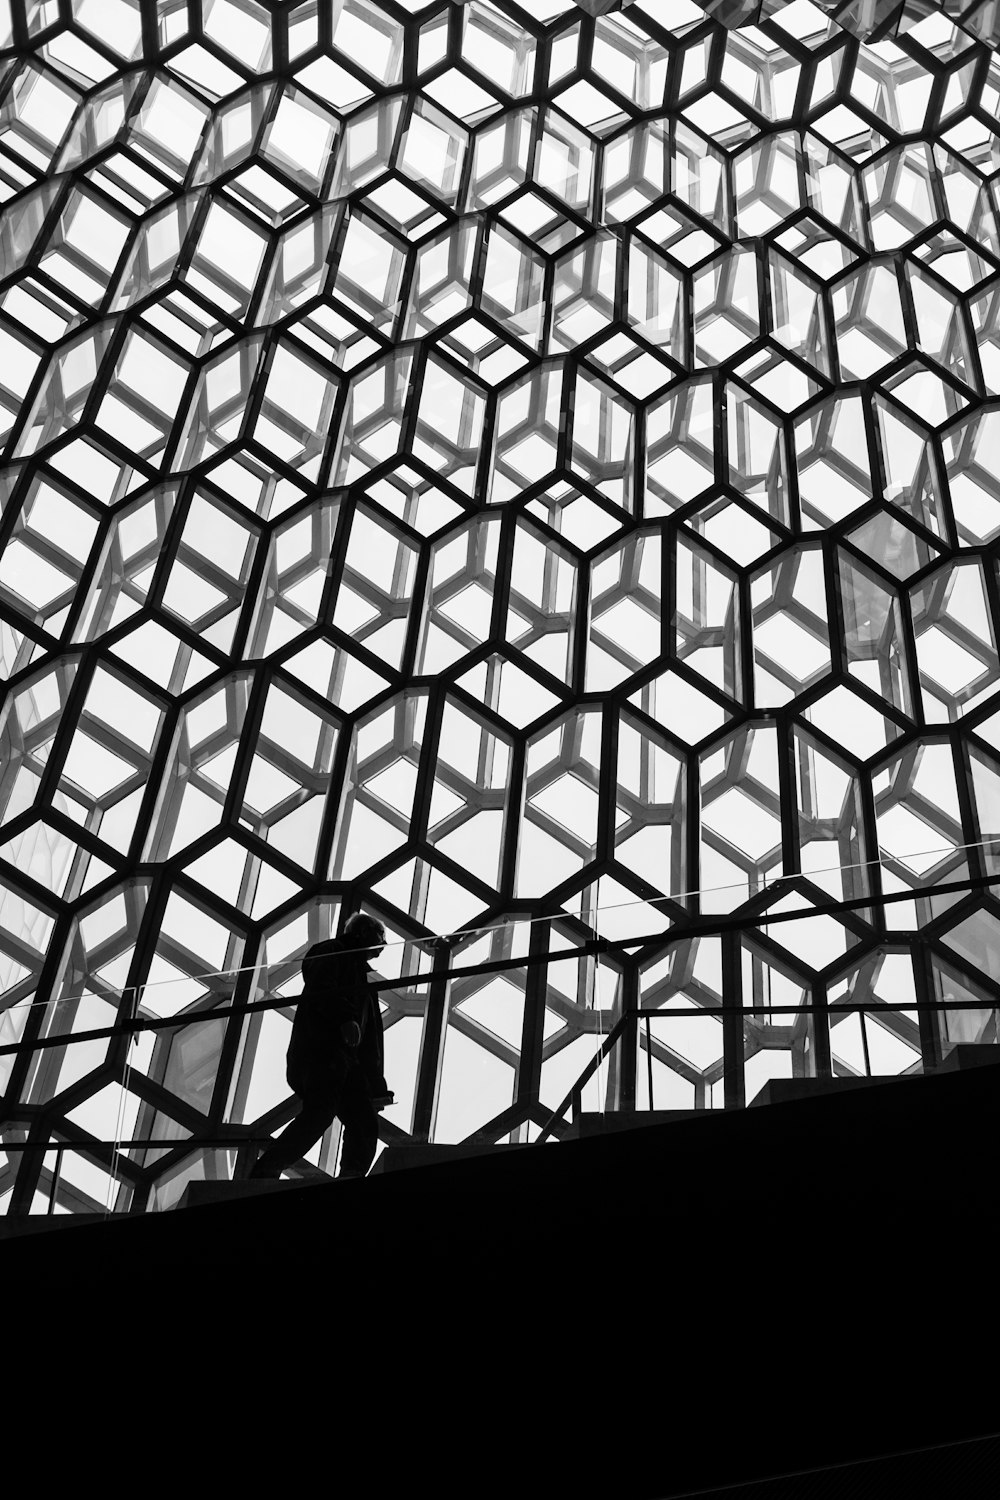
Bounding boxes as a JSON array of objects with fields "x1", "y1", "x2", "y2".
[{"x1": 7, "y1": 1061, "x2": 999, "y2": 1497}]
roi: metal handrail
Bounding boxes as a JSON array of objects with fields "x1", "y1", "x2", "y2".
[
  {"x1": 534, "y1": 1013, "x2": 631, "y2": 1145},
  {"x1": 4, "y1": 862, "x2": 1000, "y2": 1060}
]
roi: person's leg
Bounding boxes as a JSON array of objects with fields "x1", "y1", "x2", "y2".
[
  {"x1": 251, "y1": 1088, "x2": 338, "y2": 1178},
  {"x1": 337, "y1": 1065, "x2": 379, "y2": 1178}
]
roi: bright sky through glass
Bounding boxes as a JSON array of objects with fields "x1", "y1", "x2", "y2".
[{"x1": 3, "y1": 0, "x2": 1000, "y2": 1213}]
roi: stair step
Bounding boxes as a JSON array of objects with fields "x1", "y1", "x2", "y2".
[
  {"x1": 937, "y1": 1043, "x2": 1000, "y2": 1073},
  {"x1": 749, "y1": 1075, "x2": 916, "y2": 1107},
  {"x1": 176, "y1": 1177, "x2": 323, "y2": 1211},
  {"x1": 568, "y1": 1109, "x2": 704, "y2": 1136},
  {"x1": 372, "y1": 1141, "x2": 526, "y2": 1174},
  {"x1": 750, "y1": 1047, "x2": 1000, "y2": 1107}
]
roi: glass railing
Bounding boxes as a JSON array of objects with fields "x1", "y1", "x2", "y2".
[{"x1": 1, "y1": 919, "x2": 998, "y2": 1219}]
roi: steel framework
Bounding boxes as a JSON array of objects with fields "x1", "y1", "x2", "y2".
[{"x1": 3, "y1": 0, "x2": 1000, "y2": 1215}]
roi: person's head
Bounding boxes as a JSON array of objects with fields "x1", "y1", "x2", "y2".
[{"x1": 343, "y1": 911, "x2": 386, "y2": 954}]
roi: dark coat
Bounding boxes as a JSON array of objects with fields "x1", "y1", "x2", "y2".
[{"x1": 287, "y1": 937, "x2": 386, "y2": 1095}]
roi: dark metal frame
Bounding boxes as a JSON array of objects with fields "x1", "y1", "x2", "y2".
[{"x1": 3, "y1": 0, "x2": 1000, "y2": 1215}]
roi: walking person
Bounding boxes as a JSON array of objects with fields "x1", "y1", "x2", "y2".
[{"x1": 250, "y1": 912, "x2": 392, "y2": 1181}]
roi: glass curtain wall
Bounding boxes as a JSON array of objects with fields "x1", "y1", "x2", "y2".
[{"x1": 2, "y1": 0, "x2": 1000, "y2": 1213}]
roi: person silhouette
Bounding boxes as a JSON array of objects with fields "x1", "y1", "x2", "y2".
[{"x1": 250, "y1": 912, "x2": 392, "y2": 1181}]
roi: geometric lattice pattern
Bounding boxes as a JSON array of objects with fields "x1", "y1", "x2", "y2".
[{"x1": 3, "y1": 0, "x2": 1000, "y2": 1214}]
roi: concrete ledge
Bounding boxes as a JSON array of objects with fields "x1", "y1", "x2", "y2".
[
  {"x1": 375, "y1": 1112, "x2": 705, "y2": 1167},
  {"x1": 937, "y1": 1043, "x2": 1000, "y2": 1074},
  {"x1": 177, "y1": 1177, "x2": 326, "y2": 1211},
  {"x1": 0, "y1": 1211, "x2": 106, "y2": 1240},
  {"x1": 569, "y1": 1109, "x2": 706, "y2": 1136},
  {"x1": 748, "y1": 1074, "x2": 919, "y2": 1107},
  {"x1": 372, "y1": 1140, "x2": 528, "y2": 1174},
  {"x1": 748, "y1": 1047, "x2": 1000, "y2": 1107}
]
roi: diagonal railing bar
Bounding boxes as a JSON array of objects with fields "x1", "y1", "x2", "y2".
[
  {"x1": 3, "y1": 863, "x2": 1000, "y2": 1060},
  {"x1": 535, "y1": 1014, "x2": 632, "y2": 1146},
  {"x1": 2, "y1": 985, "x2": 987, "y2": 1165},
  {"x1": 4, "y1": 836, "x2": 998, "y2": 1017},
  {"x1": 0, "y1": 1137, "x2": 270, "y2": 1153},
  {"x1": 530, "y1": 994, "x2": 959, "y2": 1145}
]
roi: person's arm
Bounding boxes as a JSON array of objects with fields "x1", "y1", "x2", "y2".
[
  {"x1": 356, "y1": 971, "x2": 390, "y2": 1101},
  {"x1": 336, "y1": 954, "x2": 368, "y2": 1046},
  {"x1": 302, "y1": 940, "x2": 341, "y2": 991},
  {"x1": 300, "y1": 941, "x2": 361, "y2": 1047}
]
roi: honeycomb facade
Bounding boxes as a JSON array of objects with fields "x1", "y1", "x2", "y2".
[{"x1": 2, "y1": 0, "x2": 1000, "y2": 1214}]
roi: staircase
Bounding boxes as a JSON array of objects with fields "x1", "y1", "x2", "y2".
[{"x1": 6, "y1": 1051, "x2": 999, "y2": 1497}]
